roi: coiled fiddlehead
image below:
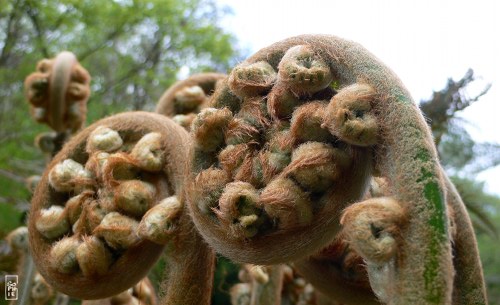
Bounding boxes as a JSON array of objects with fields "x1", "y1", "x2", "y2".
[
  {"x1": 28, "y1": 112, "x2": 191, "y2": 299},
  {"x1": 186, "y1": 34, "x2": 457, "y2": 305},
  {"x1": 24, "y1": 51, "x2": 91, "y2": 133},
  {"x1": 156, "y1": 73, "x2": 225, "y2": 130}
]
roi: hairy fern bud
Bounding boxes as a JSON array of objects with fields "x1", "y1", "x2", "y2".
[
  {"x1": 35, "y1": 206, "x2": 70, "y2": 240},
  {"x1": 87, "y1": 126, "x2": 123, "y2": 153}
]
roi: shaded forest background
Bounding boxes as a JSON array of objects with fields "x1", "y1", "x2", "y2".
[{"x1": 0, "y1": 0, "x2": 499, "y2": 304}]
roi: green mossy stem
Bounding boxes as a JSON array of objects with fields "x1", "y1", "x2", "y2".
[{"x1": 29, "y1": 112, "x2": 188, "y2": 300}]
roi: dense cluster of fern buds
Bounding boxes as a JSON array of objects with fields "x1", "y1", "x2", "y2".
[
  {"x1": 29, "y1": 112, "x2": 190, "y2": 299},
  {"x1": 21, "y1": 35, "x2": 487, "y2": 305},
  {"x1": 187, "y1": 42, "x2": 377, "y2": 265},
  {"x1": 37, "y1": 126, "x2": 178, "y2": 276}
]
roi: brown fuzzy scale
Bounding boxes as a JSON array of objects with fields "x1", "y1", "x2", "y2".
[
  {"x1": 86, "y1": 126, "x2": 123, "y2": 153},
  {"x1": 277, "y1": 45, "x2": 333, "y2": 95},
  {"x1": 93, "y1": 212, "x2": 141, "y2": 250},
  {"x1": 258, "y1": 151, "x2": 286, "y2": 185},
  {"x1": 48, "y1": 158, "x2": 94, "y2": 193},
  {"x1": 290, "y1": 102, "x2": 335, "y2": 144},
  {"x1": 228, "y1": 61, "x2": 277, "y2": 97},
  {"x1": 29, "y1": 112, "x2": 191, "y2": 299},
  {"x1": 24, "y1": 51, "x2": 91, "y2": 133},
  {"x1": 191, "y1": 168, "x2": 231, "y2": 214},
  {"x1": 66, "y1": 191, "x2": 94, "y2": 224},
  {"x1": 322, "y1": 83, "x2": 379, "y2": 146},
  {"x1": 267, "y1": 84, "x2": 303, "y2": 120},
  {"x1": 155, "y1": 73, "x2": 225, "y2": 117},
  {"x1": 341, "y1": 197, "x2": 407, "y2": 265},
  {"x1": 284, "y1": 142, "x2": 352, "y2": 193},
  {"x1": 74, "y1": 200, "x2": 107, "y2": 235},
  {"x1": 267, "y1": 129, "x2": 293, "y2": 154},
  {"x1": 137, "y1": 196, "x2": 182, "y2": 244},
  {"x1": 218, "y1": 144, "x2": 251, "y2": 177},
  {"x1": 114, "y1": 180, "x2": 156, "y2": 218},
  {"x1": 259, "y1": 178, "x2": 313, "y2": 229},
  {"x1": 233, "y1": 154, "x2": 266, "y2": 188},
  {"x1": 192, "y1": 107, "x2": 233, "y2": 152},
  {"x1": 76, "y1": 236, "x2": 113, "y2": 277},
  {"x1": 35, "y1": 206, "x2": 71, "y2": 240},
  {"x1": 216, "y1": 182, "x2": 263, "y2": 238},
  {"x1": 49, "y1": 237, "x2": 81, "y2": 274},
  {"x1": 225, "y1": 118, "x2": 261, "y2": 146},
  {"x1": 85, "y1": 151, "x2": 110, "y2": 179},
  {"x1": 209, "y1": 77, "x2": 242, "y2": 113},
  {"x1": 237, "y1": 97, "x2": 271, "y2": 130},
  {"x1": 101, "y1": 153, "x2": 141, "y2": 188}
]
